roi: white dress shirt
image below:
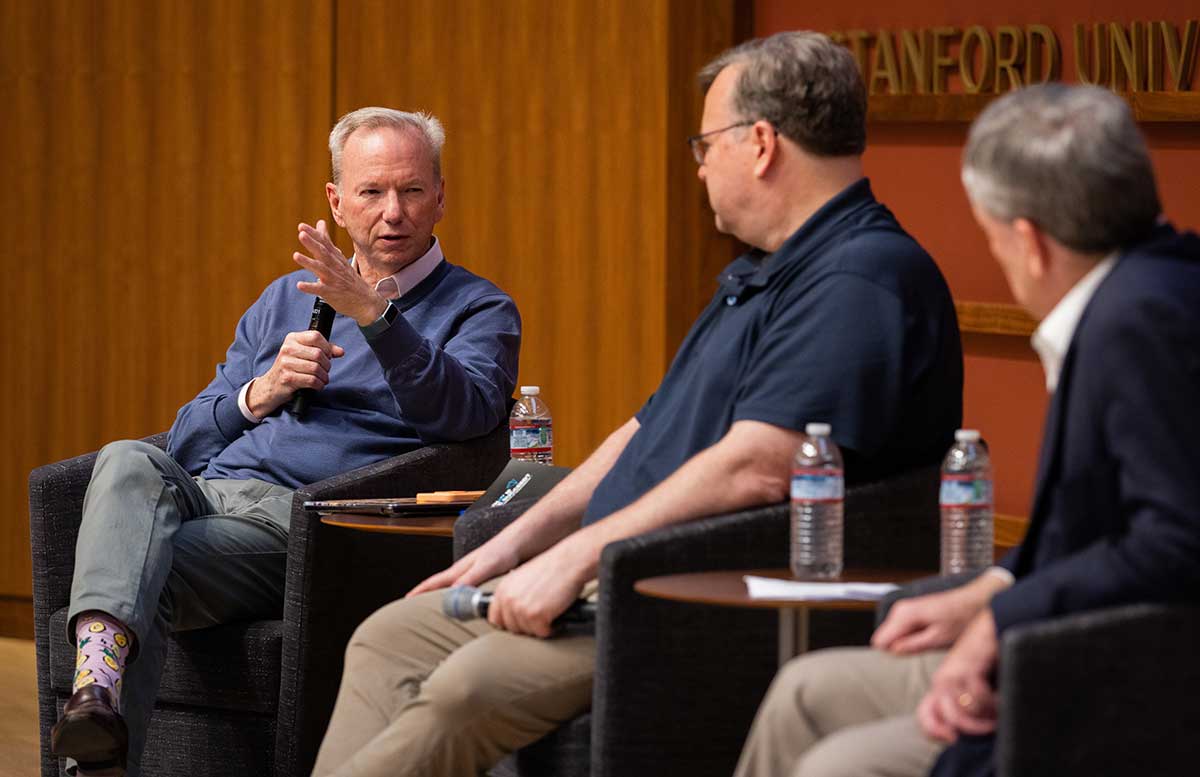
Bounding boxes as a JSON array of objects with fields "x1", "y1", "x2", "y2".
[{"x1": 1030, "y1": 253, "x2": 1117, "y2": 393}]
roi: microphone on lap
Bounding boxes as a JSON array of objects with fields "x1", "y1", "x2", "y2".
[
  {"x1": 289, "y1": 297, "x2": 336, "y2": 418},
  {"x1": 442, "y1": 585, "x2": 597, "y2": 626}
]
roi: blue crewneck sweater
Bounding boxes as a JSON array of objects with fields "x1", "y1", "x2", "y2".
[{"x1": 166, "y1": 259, "x2": 520, "y2": 489}]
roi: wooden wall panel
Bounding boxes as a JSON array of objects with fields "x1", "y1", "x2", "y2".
[
  {"x1": 1, "y1": 0, "x2": 743, "y2": 618},
  {"x1": 334, "y1": 0, "x2": 672, "y2": 468},
  {"x1": 0, "y1": 0, "x2": 332, "y2": 600},
  {"x1": 665, "y1": 0, "x2": 754, "y2": 350}
]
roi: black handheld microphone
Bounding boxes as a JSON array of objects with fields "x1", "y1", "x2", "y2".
[
  {"x1": 289, "y1": 297, "x2": 336, "y2": 417},
  {"x1": 442, "y1": 585, "x2": 597, "y2": 625}
]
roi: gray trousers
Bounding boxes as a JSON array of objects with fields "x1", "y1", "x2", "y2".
[
  {"x1": 734, "y1": 647, "x2": 949, "y2": 777},
  {"x1": 66, "y1": 440, "x2": 292, "y2": 777},
  {"x1": 313, "y1": 577, "x2": 598, "y2": 777}
]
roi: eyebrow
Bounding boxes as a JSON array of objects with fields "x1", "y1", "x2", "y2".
[{"x1": 356, "y1": 179, "x2": 426, "y2": 190}]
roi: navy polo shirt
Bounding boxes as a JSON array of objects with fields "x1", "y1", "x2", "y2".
[{"x1": 583, "y1": 178, "x2": 962, "y2": 526}]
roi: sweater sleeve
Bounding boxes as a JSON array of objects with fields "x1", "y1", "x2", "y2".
[
  {"x1": 363, "y1": 292, "x2": 521, "y2": 442},
  {"x1": 166, "y1": 290, "x2": 267, "y2": 473}
]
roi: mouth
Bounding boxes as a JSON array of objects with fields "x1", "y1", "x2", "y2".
[{"x1": 378, "y1": 234, "x2": 410, "y2": 245}]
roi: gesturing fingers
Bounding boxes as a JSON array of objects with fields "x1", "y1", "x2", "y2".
[{"x1": 297, "y1": 220, "x2": 345, "y2": 262}]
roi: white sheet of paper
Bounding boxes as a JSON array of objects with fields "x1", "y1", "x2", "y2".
[{"x1": 743, "y1": 575, "x2": 899, "y2": 601}]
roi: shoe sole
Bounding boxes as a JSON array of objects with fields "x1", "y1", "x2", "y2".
[{"x1": 51, "y1": 710, "x2": 127, "y2": 767}]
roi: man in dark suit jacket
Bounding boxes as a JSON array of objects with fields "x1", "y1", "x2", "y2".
[{"x1": 732, "y1": 83, "x2": 1200, "y2": 777}]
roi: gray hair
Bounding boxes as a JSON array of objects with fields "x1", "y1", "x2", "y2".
[
  {"x1": 698, "y1": 31, "x2": 866, "y2": 157},
  {"x1": 962, "y1": 84, "x2": 1160, "y2": 253},
  {"x1": 328, "y1": 107, "x2": 446, "y2": 184}
]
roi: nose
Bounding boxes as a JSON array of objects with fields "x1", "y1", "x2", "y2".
[
  {"x1": 383, "y1": 191, "x2": 403, "y2": 223},
  {"x1": 697, "y1": 163, "x2": 707, "y2": 182}
]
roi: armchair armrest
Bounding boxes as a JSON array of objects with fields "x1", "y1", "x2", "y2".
[
  {"x1": 997, "y1": 603, "x2": 1200, "y2": 777},
  {"x1": 587, "y1": 464, "x2": 941, "y2": 777},
  {"x1": 452, "y1": 498, "x2": 541, "y2": 561},
  {"x1": 588, "y1": 504, "x2": 787, "y2": 777},
  {"x1": 276, "y1": 424, "x2": 510, "y2": 777},
  {"x1": 874, "y1": 571, "x2": 981, "y2": 627}
]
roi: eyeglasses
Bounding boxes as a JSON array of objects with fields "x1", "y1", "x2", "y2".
[{"x1": 687, "y1": 121, "x2": 755, "y2": 165}]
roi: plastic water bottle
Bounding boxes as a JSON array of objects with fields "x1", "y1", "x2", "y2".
[
  {"x1": 509, "y1": 386, "x2": 553, "y2": 464},
  {"x1": 940, "y1": 429, "x2": 994, "y2": 575},
  {"x1": 791, "y1": 423, "x2": 844, "y2": 579}
]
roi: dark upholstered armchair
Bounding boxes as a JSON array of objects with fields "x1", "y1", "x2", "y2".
[
  {"x1": 455, "y1": 464, "x2": 941, "y2": 777},
  {"x1": 30, "y1": 427, "x2": 510, "y2": 777},
  {"x1": 880, "y1": 576, "x2": 1200, "y2": 776}
]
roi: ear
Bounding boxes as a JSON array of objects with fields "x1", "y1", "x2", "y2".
[
  {"x1": 1013, "y1": 218, "x2": 1050, "y2": 281},
  {"x1": 434, "y1": 177, "x2": 446, "y2": 224},
  {"x1": 326, "y1": 182, "x2": 347, "y2": 228},
  {"x1": 751, "y1": 121, "x2": 778, "y2": 178}
]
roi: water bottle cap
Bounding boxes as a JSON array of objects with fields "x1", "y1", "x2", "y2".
[
  {"x1": 805, "y1": 422, "x2": 832, "y2": 437},
  {"x1": 955, "y1": 429, "x2": 982, "y2": 442},
  {"x1": 520, "y1": 386, "x2": 541, "y2": 396}
]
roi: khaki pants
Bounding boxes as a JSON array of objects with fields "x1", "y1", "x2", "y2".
[
  {"x1": 734, "y1": 647, "x2": 949, "y2": 777},
  {"x1": 313, "y1": 578, "x2": 598, "y2": 777}
]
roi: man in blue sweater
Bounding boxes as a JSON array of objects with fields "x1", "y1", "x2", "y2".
[{"x1": 50, "y1": 107, "x2": 520, "y2": 777}]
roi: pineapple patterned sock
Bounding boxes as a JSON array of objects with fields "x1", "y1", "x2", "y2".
[{"x1": 73, "y1": 611, "x2": 131, "y2": 712}]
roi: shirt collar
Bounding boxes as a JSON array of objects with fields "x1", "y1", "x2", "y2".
[
  {"x1": 350, "y1": 237, "x2": 444, "y2": 300},
  {"x1": 1031, "y1": 252, "x2": 1118, "y2": 393},
  {"x1": 717, "y1": 178, "x2": 875, "y2": 299}
]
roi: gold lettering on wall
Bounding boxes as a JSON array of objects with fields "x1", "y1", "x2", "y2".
[
  {"x1": 870, "y1": 29, "x2": 901, "y2": 94},
  {"x1": 1148, "y1": 21, "x2": 1164, "y2": 90},
  {"x1": 899, "y1": 29, "x2": 931, "y2": 93},
  {"x1": 995, "y1": 25, "x2": 1026, "y2": 91},
  {"x1": 1074, "y1": 23, "x2": 1110, "y2": 85},
  {"x1": 831, "y1": 20, "x2": 1199, "y2": 104},
  {"x1": 960, "y1": 26, "x2": 995, "y2": 94},
  {"x1": 1025, "y1": 24, "x2": 1062, "y2": 84},
  {"x1": 1109, "y1": 21, "x2": 1144, "y2": 91},
  {"x1": 1162, "y1": 20, "x2": 1199, "y2": 90},
  {"x1": 931, "y1": 27, "x2": 959, "y2": 93}
]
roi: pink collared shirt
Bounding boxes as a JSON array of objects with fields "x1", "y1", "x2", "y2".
[{"x1": 361, "y1": 236, "x2": 445, "y2": 300}]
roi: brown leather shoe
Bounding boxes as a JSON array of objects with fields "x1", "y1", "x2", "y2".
[{"x1": 51, "y1": 685, "x2": 128, "y2": 777}]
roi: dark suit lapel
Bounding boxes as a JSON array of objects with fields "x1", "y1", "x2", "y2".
[{"x1": 1014, "y1": 345, "x2": 1076, "y2": 573}]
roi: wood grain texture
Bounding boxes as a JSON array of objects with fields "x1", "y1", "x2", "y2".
[
  {"x1": 0, "y1": 0, "x2": 333, "y2": 597},
  {"x1": 0, "y1": 596, "x2": 33, "y2": 639},
  {"x1": 334, "y1": 0, "x2": 683, "y2": 468},
  {"x1": 955, "y1": 301, "x2": 1038, "y2": 337},
  {"x1": 665, "y1": 0, "x2": 755, "y2": 350},
  {"x1": 0, "y1": 637, "x2": 38, "y2": 777}
]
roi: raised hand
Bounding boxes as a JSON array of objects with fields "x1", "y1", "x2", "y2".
[{"x1": 293, "y1": 220, "x2": 388, "y2": 326}]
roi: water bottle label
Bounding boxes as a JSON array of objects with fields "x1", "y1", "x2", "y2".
[
  {"x1": 510, "y1": 420, "x2": 553, "y2": 452},
  {"x1": 939, "y1": 475, "x2": 993, "y2": 507},
  {"x1": 791, "y1": 469, "x2": 844, "y2": 502}
]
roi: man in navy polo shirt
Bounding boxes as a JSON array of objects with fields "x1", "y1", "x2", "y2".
[{"x1": 311, "y1": 31, "x2": 962, "y2": 777}]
